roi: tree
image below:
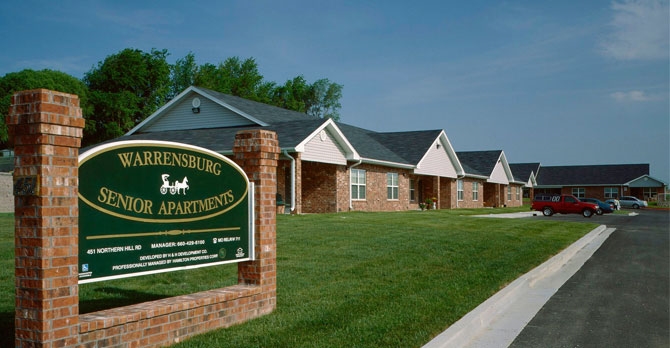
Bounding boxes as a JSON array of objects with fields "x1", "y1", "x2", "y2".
[
  {"x1": 306, "y1": 78, "x2": 342, "y2": 121},
  {"x1": 84, "y1": 48, "x2": 171, "y2": 145},
  {"x1": 194, "y1": 57, "x2": 267, "y2": 101},
  {"x1": 170, "y1": 53, "x2": 343, "y2": 121},
  {"x1": 272, "y1": 76, "x2": 311, "y2": 112},
  {"x1": 272, "y1": 76, "x2": 343, "y2": 120},
  {"x1": 169, "y1": 52, "x2": 198, "y2": 98},
  {"x1": 0, "y1": 69, "x2": 90, "y2": 146}
]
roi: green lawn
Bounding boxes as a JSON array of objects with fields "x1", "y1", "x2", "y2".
[{"x1": 0, "y1": 208, "x2": 597, "y2": 348}]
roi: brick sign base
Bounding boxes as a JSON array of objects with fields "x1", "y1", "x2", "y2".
[{"x1": 8, "y1": 89, "x2": 277, "y2": 347}]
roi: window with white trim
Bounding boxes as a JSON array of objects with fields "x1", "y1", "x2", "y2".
[
  {"x1": 572, "y1": 188, "x2": 585, "y2": 198},
  {"x1": 387, "y1": 173, "x2": 399, "y2": 200},
  {"x1": 351, "y1": 169, "x2": 366, "y2": 200},
  {"x1": 516, "y1": 186, "x2": 521, "y2": 200},
  {"x1": 604, "y1": 187, "x2": 618, "y2": 199},
  {"x1": 457, "y1": 179, "x2": 464, "y2": 201},
  {"x1": 410, "y1": 179, "x2": 416, "y2": 201},
  {"x1": 472, "y1": 182, "x2": 479, "y2": 201},
  {"x1": 507, "y1": 186, "x2": 511, "y2": 200},
  {"x1": 643, "y1": 187, "x2": 655, "y2": 199}
]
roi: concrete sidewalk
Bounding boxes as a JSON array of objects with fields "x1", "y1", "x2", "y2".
[{"x1": 423, "y1": 225, "x2": 615, "y2": 348}]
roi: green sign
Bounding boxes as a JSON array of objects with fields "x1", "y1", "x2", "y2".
[{"x1": 78, "y1": 141, "x2": 252, "y2": 283}]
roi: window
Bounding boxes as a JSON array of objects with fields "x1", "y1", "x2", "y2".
[
  {"x1": 410, "y1": 179, "x2": 416, "y2": 201},
  {"x1": 516, "y1": 186, "x2": 521, "y2": 200},
  {"x1": 457, "y1": 179, "x2": 464, "y2": 201},
  {"x1": 507, "y1": 186, "x2": 511, "y2": 200},
  {"x1": 472, "y1": 182, "x2": 479, "y2": 201},
  {"x1": 351, "y1": 169, "x2": 366, "y2": 200},
  {"x1": 572, "y1": 188, "x2": 585, "y2": 198},
  {"x1": 643, "y1": 187, "x2": 655, "y2": 200},
  {"x1": 604, "y1": 187, "x2": 618, "y2": 199},
  {"x1": 387, "y1": 173, "x2": 399, "y2": 200}
]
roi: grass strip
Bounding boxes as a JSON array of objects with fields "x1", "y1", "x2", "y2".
[{"x1": 0, "y1": 208, "x2": 596, "y2": 347}]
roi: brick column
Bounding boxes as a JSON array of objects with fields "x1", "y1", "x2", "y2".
[
  {"x1": 7, "y1": 89, "x2": 84, "y2": 348},
  {"x1": 233, "y1": 130, "x2": 278, "y2": 303}
]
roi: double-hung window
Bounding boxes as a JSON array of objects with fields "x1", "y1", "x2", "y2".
[
  {"x1": 387, "y1": 173, "x2": 399, "y2": 200},
  {"x1": 351, "y1": 169, "x2": 366, "y2": 200},
  {"x1": 409, "y1": 179, "x2": 416, "y2": 201},
  {"x1": 507, "y1": 186, "x2": 512, "y2": 200},
  {"x1": 457, "y1": 179, "x2": 464, "y2": 201},
  {"x1": 572, "y1": 188, "x2": 585, "y2": 198},
  {"x1": 472, "y1": 182, "x2": 479, "y2": 201},
  {"x1": 604, "y1": 187, "x2": 618, "y2": 199}
]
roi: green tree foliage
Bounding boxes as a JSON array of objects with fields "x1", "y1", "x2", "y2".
[
  {"x1": 194, "y1": 57, "x2": 273, "y2": 102},
  {"x1": 270, "y1": 76, "x2": 342, "y2": 120},
  {"x1": 272, "y1": 76, "x2": 310, "y2": 112},
  {"x1": 0, "y1": 50, "x2": 343, "y2": 148},
  {"x1": 169, "y1": 52, "x2": 198, "y2": 99},
  {"x1": 0, "y1": 69, "x2": 90, "y2": 145},
  {"x1": 308, "y1": 78, "x2": 342, "y2": 121},
  {"x1": 84, "y1": 48, "x2": 171, "y2": 145}
]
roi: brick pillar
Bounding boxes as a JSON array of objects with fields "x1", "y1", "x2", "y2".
[
  {"x1": 7, "y1": 89, "x2": 84, "y2": 347},
  {"x1": 233, "y1": 130, "x2": 278, "y2": 301}
]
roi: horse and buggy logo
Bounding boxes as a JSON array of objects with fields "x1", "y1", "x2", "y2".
[{"x1": 160, "y1": 174, "x2": 189, "y2": 195}]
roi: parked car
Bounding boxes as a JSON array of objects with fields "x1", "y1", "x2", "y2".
[
  {"x1": 531, "y1": 194, "x2": 599, "y2": 218},
  {"x1": 617, "y1": 196, "x2": 648, "y2": 209},
  {"x1": 580, "y1": 198, "x2": 614, "y2": 215}
]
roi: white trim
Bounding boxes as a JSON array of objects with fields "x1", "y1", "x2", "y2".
[
  {"x1": 294, "y1": 118, "x2": 359, "y2": 160},
  {"x1": 126, "y1": 86, "x2": 270, "y2": 135}
]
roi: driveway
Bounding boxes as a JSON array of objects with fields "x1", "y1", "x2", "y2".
[{"x1": 509, "y1": 209, "x2": 669, "y2": 347}]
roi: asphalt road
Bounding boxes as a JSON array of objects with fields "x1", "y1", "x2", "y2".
[{"x1": 509, "y1": 209, "x2": 670, "y2": 348}]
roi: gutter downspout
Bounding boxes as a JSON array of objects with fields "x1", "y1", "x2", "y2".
[
  {"x1": 349, "y1": 160, "x2": 363, "y2": 210},
  {"x1": 283, "y1": 150, "x2": 296, "y2": 213}
]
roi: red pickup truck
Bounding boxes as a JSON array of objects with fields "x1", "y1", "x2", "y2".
[{"x1": 531, "y1": 194, "x2": 599, "y2": 218}]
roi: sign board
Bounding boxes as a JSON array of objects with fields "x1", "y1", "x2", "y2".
[{"x1": 78, "y1": 140, "x2": 253, "y2": 283}]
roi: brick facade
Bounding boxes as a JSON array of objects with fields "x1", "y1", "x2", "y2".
[{"x1": 9, "y1": 90, "x2": 277, "y2": 347}]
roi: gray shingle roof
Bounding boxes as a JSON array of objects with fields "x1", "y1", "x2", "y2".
[
  {"x1": 509, "y1": 163, "x2": 541, "y2": 182},
  {"x1": 370, "y1": 130, "x2": 443, "y2": 164},
  {"x1": 535, "y1": 164, "x2": 649, "y2": 186},
  {"x1": 88, "y1": 88, "x2": 445, "y2": 168},
  {"x1": 197, "y1": 87, "x2": 319, "y2": 124},
  {"x1": 456, "y1": 150, "x2": 503, "y2": 177}
]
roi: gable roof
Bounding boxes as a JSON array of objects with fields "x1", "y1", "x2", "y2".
[
  {"x1": 509, "y1": 162, "x2": 541, "y2": 186},
  {"x1": 456, "y1": 150, "x2": 518, "y2": 184},
  {"x1": 535, "y1": 164, "x2": 650, "y2": 187},
  {"x1": 457, "y1": 150, "x2": 501, "y2": 177},
  {"x1": 96, "y1": 86, "x2": 464, "y2": 175}
]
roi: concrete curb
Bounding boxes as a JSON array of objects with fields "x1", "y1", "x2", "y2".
[{"x1": 423, "y1": 225, "x2": 614, "y2": 348}]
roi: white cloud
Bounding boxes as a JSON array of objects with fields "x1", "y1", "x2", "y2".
[
  {"x1": 610, "y1": 90, "x2": 652, "y2": 101},
  {"x1": 600, "y1": 0, "x2": 669, "y2": 60}
]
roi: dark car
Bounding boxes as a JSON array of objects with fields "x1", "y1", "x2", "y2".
[{"x1": 580, "y1": 198, "x2": 614, "y2": 215}]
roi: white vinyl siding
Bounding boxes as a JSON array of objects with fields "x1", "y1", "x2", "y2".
[
  {"x1": 144, "y1": 93, "x2": 257, "y2": 132},
  {"x1": 415, "y1": 142, "x2": 458, "y2": 178},
  {"x1": 488, "y1": 160, "x2": 509, "y2": 185},
  {"x1": 301, "y1": 130, "x2": 347, "y2": 165}
]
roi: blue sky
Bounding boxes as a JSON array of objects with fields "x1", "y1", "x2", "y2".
[{"x1": 1, "y1": 0, "x2": 668, "y2": 183}]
